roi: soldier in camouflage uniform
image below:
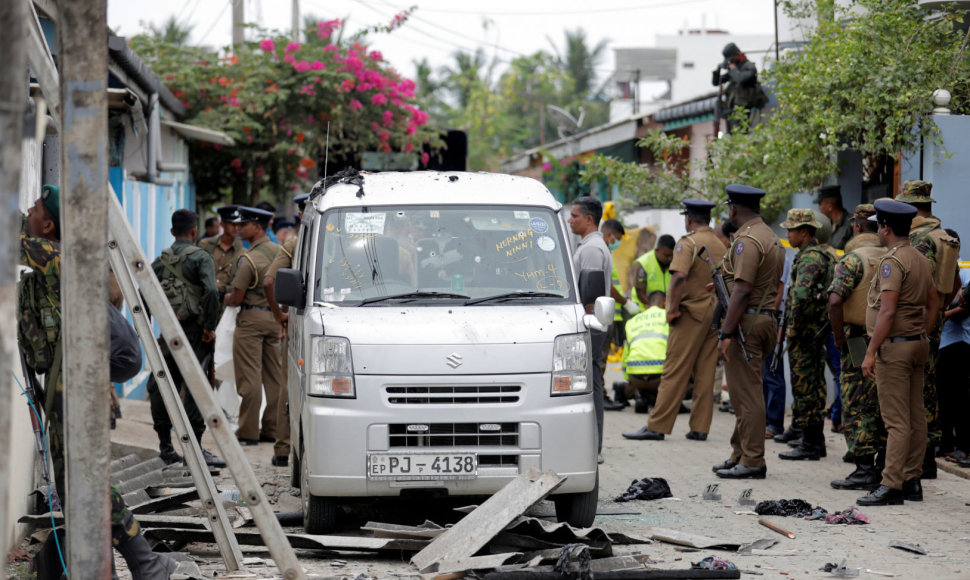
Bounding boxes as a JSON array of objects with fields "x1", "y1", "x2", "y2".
[
  {"x1": 19, "y1": 185, "x2": 176, "y2": 578},
  {"x1": 828, "y1": 204, "x2": 888, "y2": 490},
  {"x1": 898, "y1": 180, "x2": 962, "y2": 479},
  {"x1": 779, "y1": 209, "x2": 835, "y2": 461}
]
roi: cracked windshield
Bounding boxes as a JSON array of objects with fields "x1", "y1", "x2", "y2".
[{"x1": 316, "y1": 206, "x2": 572, "y2": 303}]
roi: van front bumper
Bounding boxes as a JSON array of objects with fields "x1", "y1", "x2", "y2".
[{"x1": 301, "y1": 373, "x2": 597, "y2": 497}]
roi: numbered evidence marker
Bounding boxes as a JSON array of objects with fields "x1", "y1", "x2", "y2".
[
  {"x1": 737, "y1": 488, "x2": 756, "y2": 506},
  {"x1": 703, "y1": 483, "x2": 722, "y2": 501}
]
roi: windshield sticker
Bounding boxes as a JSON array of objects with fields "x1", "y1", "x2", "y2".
[
  {"x1": 529, "y1": 217, "x2": 549, "y2": 233},
  {"x1": 345, "y1": 213, "x2": 386, "y2": 234},
  {"x1": 340, "y1": 287, "x2": 353, "y2": 294},
  {"x1": 537, "y1": 235, "x2": 556, "y2": 252},
  {"x1": 514, "y1": 211, "x2": 530, "y2": 219}
]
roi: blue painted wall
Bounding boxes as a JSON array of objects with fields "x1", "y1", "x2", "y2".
[{"x1": 901, "y1": 114, "x2": 970, "y2": 260}]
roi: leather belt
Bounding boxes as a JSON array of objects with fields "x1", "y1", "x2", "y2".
[
  {"x1": 889, "y1": 334, "x2": 924, "y2": 343},
  {"x1": 241, "y1": 305, "x2": 271, "y2": 311}
]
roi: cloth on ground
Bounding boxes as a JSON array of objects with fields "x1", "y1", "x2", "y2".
[
  {"x1": 614, "y1": 477, "x2": 673, "y2": 502},
  {"x1": 816, "y1": 506, "x2": 869, "y2": 525},
  {"x1": 754, "y1": 498, "x2": 825, "y2": 518},
  {"x1": 692, "y1": 556, "x2": 738, "y2": 571}
]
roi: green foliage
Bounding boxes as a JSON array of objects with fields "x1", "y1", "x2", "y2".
[
  {"x1": 578, "y1": 0, "x2": 970, "y2": 218},
  {"x1": 130, "y1": 14, "x2": 438, "y2": 207}
]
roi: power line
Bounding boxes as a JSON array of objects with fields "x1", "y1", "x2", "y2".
[{"x1": 198, "y1": 0, "x2": 233, "y2": 44}]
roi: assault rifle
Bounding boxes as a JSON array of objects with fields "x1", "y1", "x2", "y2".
[
  {"x1": 699, "y1": 245, "x2": 751, "y2": 361},
  {"x1": 769, "y1": 309, "x2": 785, "y2": 375},
  {"x1": 18, "y1": 350, "x2": 61, "y2": 511}
]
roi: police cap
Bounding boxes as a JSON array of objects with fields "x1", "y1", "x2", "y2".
[
  {"x1": 725, "y1": 184, "x2": 766, "y2": 207},
  {"x1": 815, "y1": 184, "x2": 842, "y2": 204},
  {"x1": 232, "y1": 206, "x2": 274, "y2": 227},
  {"x1": 681, "y1": 198, "x2": 716, "y2": 216},
  {"x1": 293, "y1": 193, "x2": 309, "y2": 212},
  {"x1": 873, "y1": 198, "x2": 917, "y2": 227},
  {"x1": 216, "y1": 205, "x2": 241, "y2": 222}
]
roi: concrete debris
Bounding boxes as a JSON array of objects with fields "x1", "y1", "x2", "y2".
[{"x1": 888, "y1": 540, "x2": 927, "y2": 555}]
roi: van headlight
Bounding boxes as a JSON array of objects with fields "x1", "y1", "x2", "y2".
[
  {"x1": 308, "y1": 336, "x2": 355, "y2": 398},
  {"x1": 551, "y1": 333, "x2": 590, "y2": 396}
]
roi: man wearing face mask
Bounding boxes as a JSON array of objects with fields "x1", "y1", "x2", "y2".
[
  {"x1": 632, "y1": 235, "x2": 675, "y2": 311},
  {"x1": 603, "y1": 219, "x2": 641, "y2": 411}
]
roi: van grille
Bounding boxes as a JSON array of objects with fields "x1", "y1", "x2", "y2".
[
  {"x1": 386, "y1": 385, "x2": 521, "y2": 405},
  {"x1": 388, "y1": 423, "x2": 519, "y2": 448}
]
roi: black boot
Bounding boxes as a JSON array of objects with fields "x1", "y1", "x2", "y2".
[
  {"x1": 779, "y1": 424, "x2": 823, "y2": 461},
  {"x1": 634, "y1": 391, "x2": 650, "y2": 414},
  {"x1": 773, "y1": 426, "x2": 802, "y2": 444},
  {"x1": 831, "y1": 456, "x2": 880, "y2": 490},
  {"x1": 159, "y1": 443, "x2": 182, "y2": 465},
  {"x1": 922, "y1": 448, "x2": 938, "y2": 479},
  {"x1": 857, "y1": 485, "x2": 904, "y2": 506},
  {"x1": 902, "y1": 478, "x2": 923, "y2": 501},
  {"x1": 605, "y1": 383, "x2": 629, "y2": 411},
  {"x1": 117, "y1": 534, "x2": 178, "y2": 579}
]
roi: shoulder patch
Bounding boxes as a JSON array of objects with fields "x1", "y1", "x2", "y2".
[
  {"x1": 675, "y1": 243, "x2": 683, "y2": 254},
  {"x1": 735, "y1": 241, "x2": 745, "y2": 255},
  {"x1": 881, "y1": 263, "x2": 892, "y2": 278}
]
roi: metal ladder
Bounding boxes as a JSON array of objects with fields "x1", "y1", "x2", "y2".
[{"x1": 107, "y1": 188, "x2": 305, "y2": 579}]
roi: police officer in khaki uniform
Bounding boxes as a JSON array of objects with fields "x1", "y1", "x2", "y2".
[
  {"x1": 858, "y1": 199, "x2": 938, "y2": 506},
  {"x1": 200, "y1": 205, "x2": 245, "y2": 299},
  {"x1": 262, "y1": 194, "x2": 308, "y2": 466},
  {"x1": 713, "y1": 185, "x2": 786, "y2": 479},
  {"x1": 225, "y1": 206, "x2": 285, "y2": 445},
  {"x1": 623, "y1": 199, "x2": 725, "y2": 441}
]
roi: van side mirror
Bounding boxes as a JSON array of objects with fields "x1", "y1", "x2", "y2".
[
  {"x1": 275, "y1": 268, "x2": 305, "y2": 309},
  {"x1": 578, "y1": 269, "x2": 607, "y2": 305}
]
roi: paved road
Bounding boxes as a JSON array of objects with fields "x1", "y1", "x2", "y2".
[{"x1": 109, "y1": 368, "x2": 970, "y2": 578}]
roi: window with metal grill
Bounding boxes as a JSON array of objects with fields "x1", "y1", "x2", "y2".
[
  {"x1": 385, "y1": 385, "x2": 521, "y2": 405},
  {"x1": 388, "y1": 423, "x2": 520, "y2": 448}
]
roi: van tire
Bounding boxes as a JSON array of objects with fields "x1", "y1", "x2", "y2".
[
  {"x1": 301, "y1": 447, "x2": 336, "y2": 534},
  {"x1": 552, "y1": 471, "x2": 598, "y2": 528}
]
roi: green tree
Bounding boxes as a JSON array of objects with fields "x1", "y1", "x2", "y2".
[
  {"x1": 131, "y1": 14, "x2": 438, "y2": 207},
  {"x1": 151, "y1": 16, "x2": 193, "y2": 46},
  {"x1": 550, "y1": 28, "x2": 609, "y2": 100},
  {"x1": 580, "y1": 0, "x2": 970, "y2": 216}
]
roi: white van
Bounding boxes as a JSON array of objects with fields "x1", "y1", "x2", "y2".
[{"x1": 274, "y1": 171, "x2": 614, "y2": 533}]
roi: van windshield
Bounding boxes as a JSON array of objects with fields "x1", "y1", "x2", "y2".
[{"x1": 314, "y1": 205, "x2": 574, "y2": 304}]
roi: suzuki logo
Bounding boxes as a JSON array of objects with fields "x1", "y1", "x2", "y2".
[{"x1": 445, "y1": 353, "x2": 463, "y2": 368}]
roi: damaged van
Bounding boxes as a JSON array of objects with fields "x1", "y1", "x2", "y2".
[{"x1": 274, "y1": 170, "x2": 614, "y2": 533}]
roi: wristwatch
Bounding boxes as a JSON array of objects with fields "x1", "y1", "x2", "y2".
[{"x1": 717, "y1": 330, "x2": 735, "y2": 341}]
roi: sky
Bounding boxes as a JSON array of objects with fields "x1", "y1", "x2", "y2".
[{"x1": 108, "y1": 0, "x2": 778, "y2": 82}]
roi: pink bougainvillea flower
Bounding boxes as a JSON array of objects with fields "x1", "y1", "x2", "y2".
[
  {"x1": 310, "y1": 61, "x2": 326, "y2": 70},
  {"x1": 259, "y1": 39, "x2": 275, "y2": 52},
  {"x1": 403, "y1": 142, "x2": 415, "y2": 153},
  {"x1": 369, "y1": 50, "x2": 383, "y2": 61},
  {"x1": 285, "y1": 42, "x2": 301, "y2": 54},
  {"x1": 294, "y1": 61, "x2": 311, "y2": 72},
  {"x1": 382, "y1": 110, "x2": 394, "y2": 127},
  {"x1": 283, "y1": 54, "x2": 296, "y2": 65},
  {"x1": 421, "y1": 152, "x2": 430, "y2": 165},
  {"x1": 371, "y1": 93, "x2": 387, "y2": 105},
  {"x1": 349, "y1": 99, "x2": 362, "y2": 112},
  {"x1": 542, "y1": 163, "x2": 552, "y2": 171}
]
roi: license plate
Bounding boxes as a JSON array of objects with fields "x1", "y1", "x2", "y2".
[{"x1": 367, "y1": 453, "x2": 478, "y2": 480}]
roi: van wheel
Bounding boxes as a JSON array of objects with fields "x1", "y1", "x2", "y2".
[
  {"x1": 553, "y1": 471, "x2": 598, "y2": 528},
  {"x1": 301, "y1": 447, "x2": 336, "y2": 534}
]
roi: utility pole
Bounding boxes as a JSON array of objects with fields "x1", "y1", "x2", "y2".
[
  {"x1": 233, "y1": 0, "x2": 245, "y2": 48},
  {"x1": 56, "y1": 0, "x2": 111, "y2": 576},
  {"x1": 292, "y1": 0, "x2": 300, "y2": 41},
  {"x1": 0, "y1": 0, "x2": 28, "y2": 561}
]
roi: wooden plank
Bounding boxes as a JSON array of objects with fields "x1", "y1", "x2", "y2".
[
  {"x1": 410, "y1": 469, "x2": 565, "y2": 572},
  {"x1": 20, "y1": 512, "x2": 210, "y2": 530},
  {"x1": 648, "y1": 527, "x2": 743, "y2": 551}
]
